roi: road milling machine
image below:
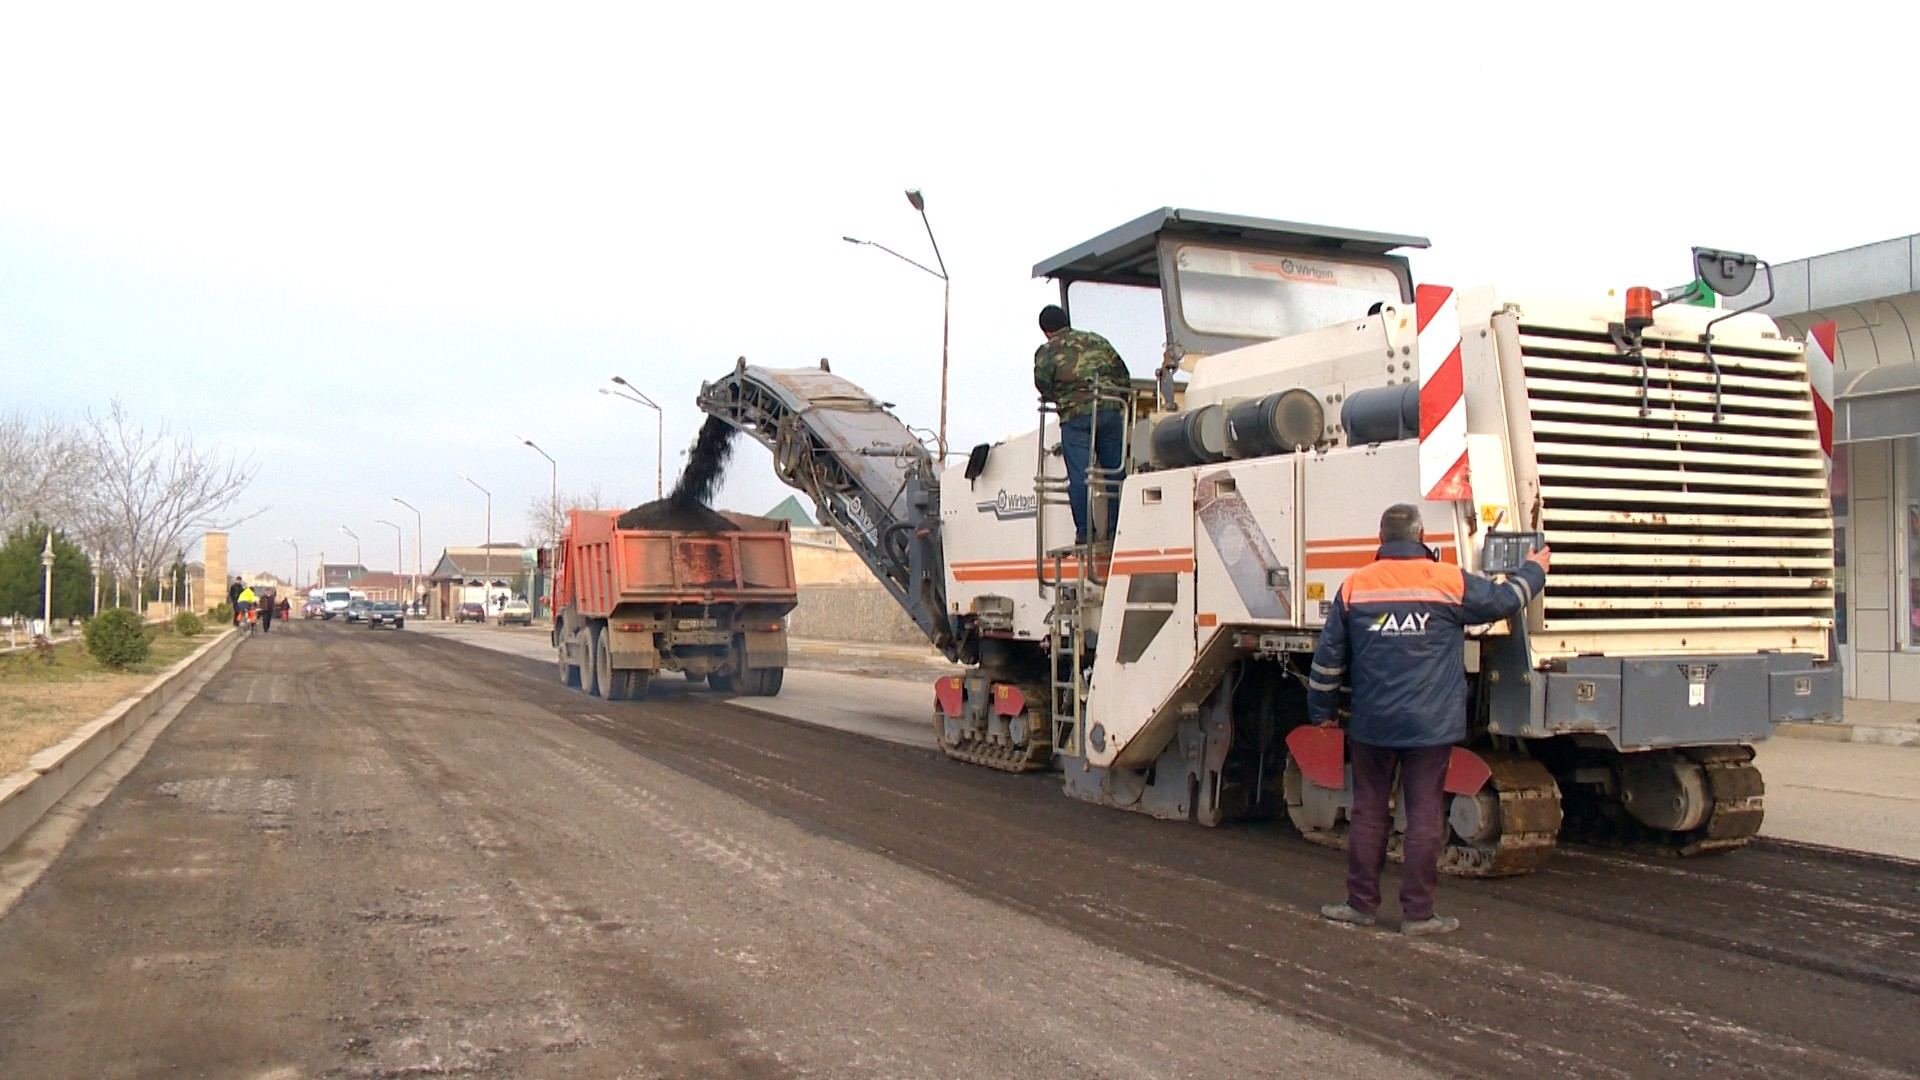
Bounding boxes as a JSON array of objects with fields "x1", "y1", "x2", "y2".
[{"x1": 698, "y1": 208, "x2": 1841, "y2": 875}]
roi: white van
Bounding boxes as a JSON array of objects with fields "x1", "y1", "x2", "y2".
[{"x1": 322, "y1": 588, "x2": 353, "y2": 618}]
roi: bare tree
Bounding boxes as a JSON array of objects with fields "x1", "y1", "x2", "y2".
[
  {"x1": 524, "y1": 484, "x2": 614, "y2": 548},
  {"x1": 0, "y1": 411, "x2": 96, "y2": 534},
  {"x1": 80, "y1": 401, "x2": 257, "y2": 596}
]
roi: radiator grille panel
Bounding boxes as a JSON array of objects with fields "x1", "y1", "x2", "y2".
[{"x1": 1518, "y1": 326, "x2": 1835, "y2": 635}]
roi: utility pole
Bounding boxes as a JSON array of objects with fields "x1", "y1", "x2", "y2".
[
  {"x1": 460, "y1": 474, "x2": 493, "y2": 610},
  {"x1": 375, "y1": 520, "x2": 403, "y2": 603},
  {"x1": 844, "y1": 186, "x2": 951, "y2": 459},
  {"x1": 604, "y1": 379, "x2": 664, "y2": 499},
  {"x1": 393, "y1": 497, "x2": 424, "y2": 615},
  {"x1": 516, "y1": 436, "x2": 560, "y2": 619}
]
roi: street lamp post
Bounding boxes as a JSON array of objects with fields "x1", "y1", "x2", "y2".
[
  {"x1": 281, "y1": 537, "x2": 300, "y2": 589},
  {"x1": 40, "y1": 531, "x2": 55, "y2": 638},
  {"x1": 338, "y1": 526, "x2": 361, "y2": 569},
  {"x1": 516, "y1": 436, "x2": 559, "y2": 620},
  {"x1": 375, "y1": 520, "x2": 404, "y2": 604},
  {"x1": 392, "y1": 497, "x2": 424, "y2": 615},
  {"x1": 604, "y1": 378, "x2": 663, "y2": 500},
  {"x1": 459, "y1": 474, "x2": 493, "y2": 610},
  {"x1": 516, "y1": 435, "x2": 559, "y2": 546},
  {"x1": 843, "y1": 186, "x2": 950, "y2": 459}
]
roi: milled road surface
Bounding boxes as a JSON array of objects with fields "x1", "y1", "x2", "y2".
[{"x1": 1, "y1": 623, "x2": 1916, "y2": 1078}]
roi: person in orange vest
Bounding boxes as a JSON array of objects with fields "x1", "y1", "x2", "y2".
[{"x1": 1309, "y1": 504, "x2": 1549, "y2": 936}]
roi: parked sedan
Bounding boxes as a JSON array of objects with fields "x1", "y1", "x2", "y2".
[
  {"x1": 454, "y1": 602, "x2": 486, "y2": 624},
  {"x1": 364, "y1": 601, "x2": 405, "y2": 630},
  {"x1": 498, "y1": 599, "x2": 534, "y2": 626},
  {"x1": 344, "y1": 599, "x2": 371, "y2": 624}
]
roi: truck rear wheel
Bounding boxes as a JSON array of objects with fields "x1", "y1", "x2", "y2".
[
  {"x1": 583, "y1": 626, "x2": 605, "y2": 698},
  {"x1": 592, "y1": 627, "x2": 620, "y2": 700},
  {"x1": 557, "y1": 640, "x2": 581, "y2": 689},
  {"x1": 745, "y1": 667, "x2": 783, "y2": 697},
  {"x1": 606, "y1": 670, "x2": 650, "y2": 701}
]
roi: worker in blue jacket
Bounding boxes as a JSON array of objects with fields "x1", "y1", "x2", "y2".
[{"x1": 1309, "y1": 503, "x2": 1549, "y2": 936}]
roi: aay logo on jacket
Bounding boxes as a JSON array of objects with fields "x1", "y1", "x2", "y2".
[
  {"x1": 1369, "y1": 611, "x2": 1432, "y2": 636},
  {"x1": 1306, "y1": 541, "x2": 1545, "y2": 749}
]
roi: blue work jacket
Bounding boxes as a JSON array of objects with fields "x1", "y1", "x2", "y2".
[{"x1": 1306, "y1": 541, "x2": 1546, "y2": 748}]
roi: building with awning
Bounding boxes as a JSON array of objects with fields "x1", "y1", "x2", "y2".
[
  {"x1": 424, "y1": 546, "x2": 533, "y2": 619},
  {"x1": 1728, "y1": 236, "x2": 1920, "y2": 701}
]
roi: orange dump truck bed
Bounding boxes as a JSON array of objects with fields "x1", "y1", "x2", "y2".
[
  {"x1": 556, "y1": 509, "x2": 798, "y2": 618},
  {"x1": 552, "y1": 508, "x2": 798, "y2": 700}
]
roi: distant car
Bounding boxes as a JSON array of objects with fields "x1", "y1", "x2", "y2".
[
  {"x1": 344, "y1": 598, "x2": 371, "y2": 624},
  {"x1": 364, "y1": 601, "x2": 405, "y2": 630},
  {"x1": 322, "y1": 588, "x2": 353, "y2": 619},
  {"x1": 454, "y1": 602, "x2": 486, "y2": 624},
  {"x1": 302, "y1": 601, "x2": 324, "y2": 619},
  {"x1": 498, "y1": 600, "x2": 533, "y2": 626}
]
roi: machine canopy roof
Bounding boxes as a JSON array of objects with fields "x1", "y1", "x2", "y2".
[{"x1": 1032, "y1": 207, "x2": 1430, "y2": 287}]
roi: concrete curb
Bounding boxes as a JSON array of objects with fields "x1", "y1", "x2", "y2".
[
  {"x1": 1775, "y1": 721, "x2": 1920, "y2": 749},
  {"x1": 0, "y1": 628, "x2": 239, "y2": 855},
  {"x1": 788, "y1": 638, "x2": 955, "y2": 670}
]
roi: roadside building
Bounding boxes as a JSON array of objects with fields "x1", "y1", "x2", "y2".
[
  {"x1": 425, "y1": 545, "x2": 533, "y2": 618},
  {"x1": 342, "y1": 571, "x2": 410, "y2": 603},
  {"x1": 315, "y1": 563, "x2": 369, "y2": 589},
  {"x1": 1729, "y1": 236, "x2": 1920, "y2": 702}
]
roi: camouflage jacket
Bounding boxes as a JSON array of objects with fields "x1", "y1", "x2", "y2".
[{"x1": 1033, "y1": 329, "x2": 1130, "y2": 421}]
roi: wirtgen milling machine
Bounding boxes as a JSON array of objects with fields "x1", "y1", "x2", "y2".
[{"x1": 699, "y1": 208, "x2": 1840, "y2": 875}]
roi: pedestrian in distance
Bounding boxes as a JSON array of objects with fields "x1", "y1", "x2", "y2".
[
  {"x1": 1309, "y1": 503, "x2": 1549, "y2": 936},
  {"x1": 1033, "y1": 304, "x2": 1130, "y2": 546},
  {"x1": 277, "y1": 597, "x2": 292, "y2": 623},
  {"x1": 236, "y1": 584, "x2": 259, "y2": 635},
  {"x1": 258, "y1": 590, "x2": 276, "y2": 634}
]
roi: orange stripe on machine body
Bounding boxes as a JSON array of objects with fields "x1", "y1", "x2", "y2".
[{"x1": 951, "y1": 547, "x2": 1193, "y2": 582}]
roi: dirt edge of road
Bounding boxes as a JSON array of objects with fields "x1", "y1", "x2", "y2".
[{"x1": 0, "y1": 629, "x2": 239, "y2": 909}]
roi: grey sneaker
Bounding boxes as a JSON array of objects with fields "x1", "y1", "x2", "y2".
[
  {"x1": 1319, "y1": 903, "x2": 1376, "y2": 926},
  {"x1": 1400, "y1": 915, "x2": 1460, "y2": 936}
]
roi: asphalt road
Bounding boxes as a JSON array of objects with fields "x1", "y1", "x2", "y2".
[
  {"x1": 422, "y1": 621, "x2": 1920, "y2": 862},
  {"x1": 0, "y1": 621, "x2": 1915, "y2": 1078}
]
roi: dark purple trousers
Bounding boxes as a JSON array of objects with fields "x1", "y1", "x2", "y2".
[{"x1": 1346, "y1": 740, "x2": 1451, "y2": 921}]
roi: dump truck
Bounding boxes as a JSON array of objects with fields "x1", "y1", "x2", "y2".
[
  {"x1": 551, "y1": 508, "x2": 797, "y2": 699},
  {"x1": 696, "y1": 208, "x2": 1840, "y2": 875}
]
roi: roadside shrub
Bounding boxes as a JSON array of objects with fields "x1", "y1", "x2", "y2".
[
  {"x1": 85, "y1": 608, "x2": 151, "y2": 669},
  {"x1": 174, "y1": 611, "x2": 204, "y2": 637},
  {"x1": 209, "y1": 601, "x2": 232, "y2": 626}
]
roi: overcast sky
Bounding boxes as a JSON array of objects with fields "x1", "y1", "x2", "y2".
[{"x1": 3, "y1": 3, "x2": 1909, "y2": 581}]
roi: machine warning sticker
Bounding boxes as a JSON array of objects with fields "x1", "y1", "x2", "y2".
[{"x1": 1680, "y1": 663, "x2": 1716, "y2": 708}]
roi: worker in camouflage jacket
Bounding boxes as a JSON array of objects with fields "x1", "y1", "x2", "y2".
[{"x1": 1033, "y1": 304, "x2": 1131, "y2": 544}]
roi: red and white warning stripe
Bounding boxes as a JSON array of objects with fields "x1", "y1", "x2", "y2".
[
  {"x1": 1415, "y1": 284, "x2": 1472, "y2": 501},
  {"x1": 1805, "y1": 321, "x2": 1837, "y2": 471}
]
